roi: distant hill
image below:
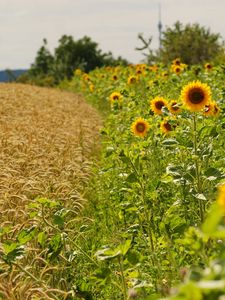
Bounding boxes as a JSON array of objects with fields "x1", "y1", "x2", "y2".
[{"x1": 0, "y1": 69, "x2": 28, "y2": 82}]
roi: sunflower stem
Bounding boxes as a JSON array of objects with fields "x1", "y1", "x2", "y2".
[
  {"x1": 118, "y1": 256, "x2": 127, "y2": 300},
  {"x1": 193, "y1": 114, "x2": 204, "y2": 223}
]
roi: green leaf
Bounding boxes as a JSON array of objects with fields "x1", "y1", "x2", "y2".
[
  {"x1": 37, "y1": 232, "x2": 47, "y2": 247},
  {"x1": 126, "y1": 250, "x2": 141, "y2": 265},
  {"x1": 53, "y1": 215, "x2": 64, "y2": 228},
  {"x1": 17, "y1": 226, "x2": 36, "y2": 244},
  {"x1": 3, "y1": 242, "x2": 25, "y2": 263},
  {"x1": 194, "y1": 193, "x2": 207, "y2": 201},
  {"x1": 118, "y1": 239, "x2": 132, "y2": 256},
  {"x1": 126, "y1": 173, "x2": 138, "y2": 183},
  {"x1": 162, "y1": 138, "x2": 179, "y2": 146},
  {"x1": 205, "y1": 167, "x2": 222, "y2": 180},
  {"x1": 95, "y1": 247, "x2": 121, "y2": 261}
]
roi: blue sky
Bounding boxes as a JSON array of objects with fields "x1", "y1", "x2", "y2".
[{"x1": 0, "y1": 0, "x2": 225, "y2": 69}]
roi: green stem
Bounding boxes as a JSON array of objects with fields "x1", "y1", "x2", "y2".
[
  {"x1": 129, "y1": 156, "x2": 155, "y2": 254},
  {"x1": 193, "y1": 114, "x2": 204, "y2": 222},
  {"x1": 118, "y1": 256, "x2": 127, "y2": 300}
]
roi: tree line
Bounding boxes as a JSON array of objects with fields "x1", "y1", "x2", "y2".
[{"x1": 18, "y1": 22, "x2": 225, "y2": 86}]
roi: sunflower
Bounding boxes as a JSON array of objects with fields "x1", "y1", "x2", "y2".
[
  {"x1": 161, "y1": 71, "x2": 169, "y2": 78},
  {"x1": 131, "y1": 118, "x2": 150, "y2": 138},
  {"x1": 217, "y1": 183, "x2": 225, "y2": 211},
  {"x1": 112, "y1": 74, "x2": 118, "y2": 80},
  {"x1": 150, "y1": 97, "x2": 168, "y2": 115},
  {"x1": 109, "y1": 91, "x2": 122, "y2": 102},
  {"x1": 203, "y1": 101, "x2": 220, "y2": 116},
  {"x1": 169, "y1": 101, "x2": 181, "y2": 114},
  {"x1": 74, "y1": 68, "x2": 82, "y2": 76},
  {"x1": 160, "y1": 118, "x2": 175, "y2": 134},
  {"x1": 172, "y1": 58, "x2": 181, "y2": 66},
  {"x1": 82, "y1": 73, "x2": 90, "y2": 81},
  {"x1": 149, "y1": 65, "x2": 158, "y2": 72},
  {"x1": 172, "y1": 65, "x2": 182, "y2": 74},
  {"x1": 127, "y1": 75, "x2": 138, "y2": 85},
  {"x1": 204, "y1": 63, "x2": 213, "y2": 71},
  {"x1": 180, "y1": 81, "x2": 212, "y2": 112}
]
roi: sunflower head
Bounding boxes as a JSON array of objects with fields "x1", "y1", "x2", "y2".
[
  {"x1": 110, "y1": 91, "x2": 122, "y2": 102},
  {"x1": 181, "y1": 81, "x2": 212, "y2": 112},
  {"x1": 149, "y1": 65, "x2": 158, "y2": 72},
  {"x1": 204, "y1": 63, "x2": 213, "y2": 71},
  {"x1": 160, "y1": 118, "x2": 176, "y2": 134},
  {"x1": 172, "y1": 65, "x2": 182, "y2": 74},
  {"x1": 203, "y1": 101, "x2": 220, "y2": 116},
  {"x1": 136, "y1": 68, "x2": 143, "y2": 75},
  {"x1": 150, "y1": 97, "x2": 168, "y2": 115},
  {"x1": 172, "y1": 58, "x2": 181, "y2": 66},
  {"x1": 169, "y1": 101, "x2": 181, "y2": 114},
  {"x1": 217, "y1": 183, "x2": 225, "y2": 211},
  {"x1": 131, "y1": 118, "x2": 150, "y2": 138},
  {"x1": 127, "y1": 75, "x2": 138, "y2": 85},
  {"x1": 82, "y1": 73, "x2": 90, "y2": 81},
  {"x1": 74, "y1": 68, "x2": 82, "y2": 76},
  {"x1": 161, "y1": 71, "x2": 169, "y2": 79},
  {"x1": 112, "y1": 74, "x2": 118, "y2": 80}
]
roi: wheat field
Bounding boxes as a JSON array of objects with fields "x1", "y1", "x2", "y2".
[{"x1": 0, "y1": 83, "x2": 101, "y2": 299}]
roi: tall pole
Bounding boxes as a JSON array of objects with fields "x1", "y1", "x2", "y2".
[{"x1": 158, "y1": 3, "x2": 162, "y2": 50}]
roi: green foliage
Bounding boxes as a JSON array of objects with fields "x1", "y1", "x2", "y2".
[
  {"x1": 60, "y1": 60, "x2": 225, "y2": 299},
  {"x1": 138, "y1": 21, "x2": 225, "y2": 65},
  {"x1": 17, "y1": 35, "x2": 129, "y2": 86}
]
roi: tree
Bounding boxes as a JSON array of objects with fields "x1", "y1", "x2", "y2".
[
  {"x1": 23, "y1": 35, "x2": 129, "y2": 85},
  {"x1": 158, "y1": 22, "x2": 225, "y2": 65},
  {"x1": 29, "y1": 39, "x2": 54, "y2": 76}
]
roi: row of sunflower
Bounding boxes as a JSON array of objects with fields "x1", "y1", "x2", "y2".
[
  {"x1": 131, "y1": 80, "x2": 220, "y2": 138},
  {"x1": 62, "y1": 60, "x2": 225, "y2": 299}
]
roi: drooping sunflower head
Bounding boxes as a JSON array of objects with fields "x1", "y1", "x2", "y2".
[
  {"x1": 217, "y1": 183, "x2": 225, "y2": 211},
  {"x1": 181, "y1": 81, "x2": 212, "y2": 112},
  {"x1": 150, "y1": 97, "x2": 168, "y2": 115},
  {"x1": 160, "y1": 118, "x2": 176, "y2": 134},
  {"x1": 131, "y1": 118, "x2": 150, "y2": 138},
  {"x1": 169, "y1": 101, "x2": 181, "y2": 114},
  {"x1": 127, "y1": 75, "x2": 138, "y2": 85},
  {"x1": 203, "y1": 101, "x2": 220, "y2": 116}
]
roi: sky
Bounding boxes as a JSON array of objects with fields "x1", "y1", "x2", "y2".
[{"x1": 0, "y1": 0, "x2": 225, "y2": 70}]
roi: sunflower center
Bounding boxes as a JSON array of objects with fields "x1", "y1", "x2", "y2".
[
  {"x1": 129, "y1": 77, "x2": 136, "y2": 83},
  {"x1": 113, "y1": 95, "x2": 119, "y2": 100},
  {"x1": 171, "y1": 103, "x2": 179, "y2": 111},
  {"x1": 188, "y1": 88, "x2": 205, "y2": 104},
  {"x1": 155, "y1": 101, "x2": 165, "y2": 110},
  {"x1": 164, "y1": 122, "x2": 172, "y2": 131},
  {"x1": 136, "y1": 123, "x2": 146, "y2": 133}
]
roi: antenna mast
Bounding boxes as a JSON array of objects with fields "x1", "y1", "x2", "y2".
[{"x1": 158, "y1": 3, "x2": 162, "y2": 49}]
